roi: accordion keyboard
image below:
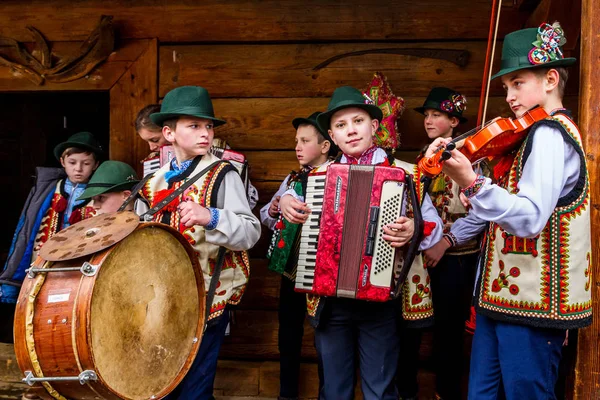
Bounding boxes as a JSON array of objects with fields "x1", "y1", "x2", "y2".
[{"x1": 295, "y1": 174, "x2": 326, "y2": 292}]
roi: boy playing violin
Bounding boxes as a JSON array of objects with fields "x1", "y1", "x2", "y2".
[{"x1": 425, "y1": 23, "x2": 592, "y2": 399}]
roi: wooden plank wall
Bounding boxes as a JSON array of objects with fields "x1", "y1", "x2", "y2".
[{"x1": 0, "y1": 1, "x2": 583, "y2": 397}]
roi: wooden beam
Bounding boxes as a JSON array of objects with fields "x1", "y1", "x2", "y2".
[
  {"x1": 0, "y1": 0, "x2": 527, "y2": 43},
  {"x1": 159, "y1": 42, "x2": 579, "y2": 99},
  {"x1": 161, "y1": 42, "x2": 499, "y2": 99},
  {"x1": 574, "y1": 0, "x2": 600, "y2": 397},
  {"x1": 210, "y1": 96, "x2": 578, "y2": 151},
  {"x1": 109, "y1": 39, "x2": 158, "y2": 169}
]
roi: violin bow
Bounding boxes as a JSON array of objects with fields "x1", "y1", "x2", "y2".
[{"x1": 477, "y1": 0, "x2": 504, "y2": 127}]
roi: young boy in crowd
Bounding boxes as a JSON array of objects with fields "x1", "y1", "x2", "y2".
[
  {"x1": 0, "y1": 131, "x2": 101, "y2": 306},
  {"x1": 136, "y1": 104, "x2": 168, "y2": 152},
  {"x1": 260, "y1": 111, "x2": 334, "y2": 400},
  {"x1": 397, "y1": 88, "x2": 486, "y2": 400},
  {"x1": 425, "y1": 22, "x2": 592, "y2": 399},
  {"x1": 140, "y1": 86, "x2": 261, "y2": 400},
  {"x1": 78, "y1": 160, "x2": 139, "y2": 214},
  {"x1": 279, "y1": 86, "x2": 443, "y2": 400}
]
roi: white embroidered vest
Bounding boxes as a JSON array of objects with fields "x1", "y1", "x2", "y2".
[
  {"x1": 477, "y1": 114, "x2": 592, "y2": 329},
  {"x1": 141, "y1": 153, "x2": 251, "y2": 322}
]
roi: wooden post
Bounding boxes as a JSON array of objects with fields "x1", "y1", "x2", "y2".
[
  {"x1": 109, "y1": 39, "x2": 158, "y2": 170},
  {"x1": 574, "y1": 0, "x2": 600, "y2": 397}
]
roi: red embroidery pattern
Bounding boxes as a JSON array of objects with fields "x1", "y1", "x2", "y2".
[
  {"x1": 491, "y1": 260, "x2": 521, "y2": 295},
  {"x1": 410, "y1": 273, "x2": 431, "y2": 305},
  {"x1": 501, "y1": 231, "x2": 539, "y2": 257}
]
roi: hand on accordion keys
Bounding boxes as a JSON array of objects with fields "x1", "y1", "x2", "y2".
[
  {"x1": 381, "y1": 216, "x2": 414, "y2": 247},
  {"x1": 279, "y1": 194, "x2": 310, "y2": 224}
]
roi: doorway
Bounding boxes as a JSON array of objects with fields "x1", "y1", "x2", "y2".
[{"x1": 0, "y1": 91, "x2": 109, "y2": 343}]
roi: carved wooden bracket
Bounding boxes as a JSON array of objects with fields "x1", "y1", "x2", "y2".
[{"x1": 0, "y1": 15, "x2": 114, "y2": 85}]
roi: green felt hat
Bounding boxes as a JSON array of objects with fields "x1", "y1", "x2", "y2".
[
  {"x1": 78, "y1": 161, "x2": 139, "y2": 200},
  {"x1": 150, "y1": 86, "x2": 226, "y2": 127},
  {"x1": 414, "y1": 87, "x2": 468, "y2": 123},
  {"x1": 491, "y1": 22, "x2": 576, "y2": 80},
  {"x1": 292, "y1": 111, "x2": 334, "y2": 142},
  {"x1": 53, "y1": 131, "x2": 103, "y2": 161},
  {"x1": 316, "y1": 86, "x2": 383, "y2": 132}
]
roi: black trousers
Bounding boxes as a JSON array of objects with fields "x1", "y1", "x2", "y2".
[
  {"x1": 397, "y1": 252, "x2": 478, "y2": 400},
  {"x1": 278, "y1": 276, "x2": 310, "y2": 398}
]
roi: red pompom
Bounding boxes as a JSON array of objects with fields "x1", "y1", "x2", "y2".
[
  {"x1": 275, "y1": 219, "x2": 285, "y2": 230},
  {"x1": 422, "y1": 221, "x2": 437, "y2": 237},
  {"x1": 68, "y1": 210, "x2": 83, "y2": 225},
  {"x1": 54, "y1": 196, "x2": 67, "y2": 213},
  {"x1": 277, "y1": 238, "x2": 285, "y2": 248},
  {"x1": 152, "y1": 189, "x2": 180, "y2": 213}
]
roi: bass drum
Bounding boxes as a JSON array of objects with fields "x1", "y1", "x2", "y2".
[{"x1": 14, "y1": 220, "x2": 205, "y2": 400}]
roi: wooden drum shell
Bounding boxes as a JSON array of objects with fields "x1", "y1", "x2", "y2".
[{"x1": 14, "y1": 223, "x2": 206, "y2": 400}]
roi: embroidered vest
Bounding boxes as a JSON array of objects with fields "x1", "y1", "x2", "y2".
[
  {"x1": 33, "y1": 180, "x2": 95, "y2": 261},
  {"x1": 141, "y1": 153, "x2": 251, "y2": 322},
  {"x1": 394, "y1": 159, "x2": 434, "y2": 326},
  {"x1": 476, "y1": 114, "x2": 592, "y2": 329}
]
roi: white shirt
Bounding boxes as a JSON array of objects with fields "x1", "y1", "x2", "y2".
[{"x1": 469, "y1": 124, "x2": 580, "y2": 238}]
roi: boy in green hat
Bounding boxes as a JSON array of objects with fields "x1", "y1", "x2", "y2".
[
  {"x1": 135, "y1": 103, "x2": 260, "y2": 209},
  {"x1": 287, "y1": 86, "x2": 443, "y2": 400},
  {"x1": 425, "y1": 22, "x2": 591, "y2": 399},
  {"x1": 397, "y1": 88, "x2": 486, "y2": 400},
  {"x1": 261, "y1": 111, "x2": 334, "y2": 400},
  {"x1": 0, "y1": 131, "x2": 102, "y2": 305},
  {"x1": 139, "y1": 85, "x2": 261, "y2": 400},
  {"x1": 78, "y1": 161, "x2": 139, "y2": 214}
]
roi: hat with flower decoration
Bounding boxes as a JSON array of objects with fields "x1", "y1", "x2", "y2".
[
  {"x1": 78, "y1": 161, "x2": 139, "y2": 200},
  {"x1": 491, "y1": 22, "x2": 576, "y2": 80},
  {"x1": 316, "y1": 86, "x2": 383, "y2": 132},
  {"x1": 414, "y1": 87, "x2": 468, "y2": 123}
]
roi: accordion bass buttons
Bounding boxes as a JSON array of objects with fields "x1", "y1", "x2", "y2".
[{"x1": 369, "y1": 181, "x2": 405, "y2": 287}]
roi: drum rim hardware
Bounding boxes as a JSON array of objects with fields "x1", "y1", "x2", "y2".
[
  {"x1": 26, "y1": 261, "x2": 98, "y2": 278},
  {"x1": 23, "y1": 370, "x2": 98, "y2": 386}
]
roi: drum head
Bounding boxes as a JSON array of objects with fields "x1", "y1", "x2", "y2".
[
  {"x1": 90, "y1": 226, "x2": 202, "y2": 399},
  {"x1": 39, "y1": 211, "x2": 139, "y2": 261}
]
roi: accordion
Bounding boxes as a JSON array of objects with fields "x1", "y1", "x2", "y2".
[{"x1": 295, "y1": 164, "x2": 422, "y2": 302}]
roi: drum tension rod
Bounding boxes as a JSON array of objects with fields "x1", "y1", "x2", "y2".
[
  {"x1": 26, "y1": 262, "x2": 98, "y2": 278},
  {"x1": 23, "y1": 370, "x2": 98, "y2": 386}
]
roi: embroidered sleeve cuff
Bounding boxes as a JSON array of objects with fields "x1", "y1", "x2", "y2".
[
  {"x1": 205, "y1": 207, "x2": 221, "y2": 230},
  {"x1": 461, "y1": 174, "x2": 486, "y2": 198},
  {"x1": 423, "y1": 221, "x2": 437, "y2": 237},
  {"x1": 443, "y1": 233, "x2": 457, "y2": 247}
]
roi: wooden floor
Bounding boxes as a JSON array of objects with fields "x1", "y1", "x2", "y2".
[{"x1": 0, "y1": 343, "x2": 442, "y2": 400}]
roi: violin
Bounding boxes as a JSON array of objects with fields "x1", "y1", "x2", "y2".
[{"x1": 418, "y1": 106, "x2": 549, "y2": 179}]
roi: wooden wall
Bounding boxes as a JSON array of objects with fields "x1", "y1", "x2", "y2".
[{"x1": 0, "y1": 0, "x2": 587, "y2": 397}]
